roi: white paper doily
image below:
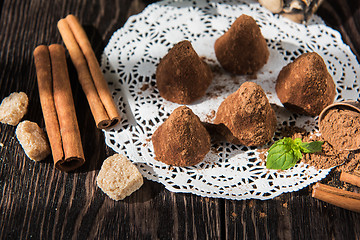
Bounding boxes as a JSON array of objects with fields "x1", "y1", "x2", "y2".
[{"x1": 100, "y1": 0, "x2": 360, "y2": 200}]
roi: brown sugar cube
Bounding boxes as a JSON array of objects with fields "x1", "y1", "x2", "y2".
[
  {"x1": 15, "y1": 120, "x2": 51, "y2": 161},
  {"x1": 0, "y1": 92, "x2": 29, "y2": 126},
  {"x1": 96, "y1": 154, "x2": 143, "y2": 200}
]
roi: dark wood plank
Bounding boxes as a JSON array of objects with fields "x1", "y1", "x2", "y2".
[
  {"x1": 317, "y1": 0, "x2": 360, "y2": 60},
  {"x1": 225, "y1": 188, "x2": 360, "y2": 239}
]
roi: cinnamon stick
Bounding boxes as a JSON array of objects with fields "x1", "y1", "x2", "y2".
[
  {"x1": 57, "y1": 15, "x2": 120, "y2": 129},
  {"x1": 340, "y1": 172, "x2": 360, "y2": 187},
  {"x1": 312, "y1": 183, "x2": 360, "y2": 213},
  {"x1": 34, "y1": 44, "x2": 85, "y2": 172},
  {"x1": 34, "y1": 45, "x2": 64, "y2": 163}
]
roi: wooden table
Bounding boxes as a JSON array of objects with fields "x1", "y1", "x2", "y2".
[{"x1": 1, "y1": 0, "x2": 359, "y2": 239}]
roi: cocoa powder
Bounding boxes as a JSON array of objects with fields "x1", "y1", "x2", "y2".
[
  {"x1": 301, "y1": 134, "x2": 349, "y2": 169},
  {"x1": 320, "y1": 106, "x2": 360, "y2": 150},
  {"x1": 267, "y1": 126, "x2": 358, "y2": 170}
]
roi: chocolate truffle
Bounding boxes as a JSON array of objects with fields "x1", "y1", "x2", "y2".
[
  {"x1": 276, "y1": 52, "x2": 336, "y2": 116},
  {"x1": 214, "y1": 14, "x2": 269, "y2": 75},
  {"x1": 214, "y1": 82, "x2": 276, "y2": 146},
  {"x1": 156, "y1": 40, "x2": 213, "y2": 104},
  {"x1": 152, "y1": 106, "x2": 211, "y2": 166}
]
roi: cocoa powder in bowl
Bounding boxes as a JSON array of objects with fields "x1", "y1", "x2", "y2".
[{"x1": 319, "y1": 101, "x2": 360, "y2": 151}]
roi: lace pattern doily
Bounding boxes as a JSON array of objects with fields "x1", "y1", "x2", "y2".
[{"x1": 101, "y1": 0, "x2": 360, "y2": 200}]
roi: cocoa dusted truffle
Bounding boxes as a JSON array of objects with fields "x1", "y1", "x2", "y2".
[
  {"x1": 275, "y1": 52, "x2": 336, "y2": 116},
  {"x1": 156, "y1": 40, "x2": 213, "y2": 104},
  {"x1": 214, "y1": 14, "x2": 269, "y2": 75},
  {"x1": 152, "y1": 106, "x2": 211, "y2": 166},
  {"x1": 214, "y1": 82, "x2": 276, "y2": 146}
]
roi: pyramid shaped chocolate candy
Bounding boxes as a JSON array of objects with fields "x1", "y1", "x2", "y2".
[
  {"x1": 152, "y1": 106, "x2": 211, "y2": 166},
  {"x1": 276, "y1": 52, "x2": 336, "y2": 116},
  {"x1": 156, "y1": 40, "x2": 212, "y2": 104},
  {"x1": 214, "y1": 14, "x2": 269, "y2": 75},
  {"x1": 214, "y1": 82, "x2": 276, "y2": 146}
]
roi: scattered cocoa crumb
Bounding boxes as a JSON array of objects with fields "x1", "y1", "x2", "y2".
[
  {"x1": 321, "y1": 169, "x2": 359, "y2": 193},
  {"x1": 282, "y1": 202, "x2": 288, "y2": 208},
  {"x1": 140, "y1": 84, "x2": 149, "y2": 92},
  {"x1": 205, "y1": 110, "x2": 216, "y2": 122},
  {"x1": 200, "y1": 56, "x2": 216, "y2": 64},
  {"x1": 259, "y1": 212, "x2": 266, "y2": 218},
  {"x1": 257, "y1": 148, "x2": 267, "y2": 164},
  {"x1": 214, "y1": 85, "x2": 226, "y2": 92},
  {"x1": 210, "y1": 64, "x2": 222, "y2": 75},
  {"x1": 232, "y1": 78, "x2": 240, "y2": 85},
  {"x1": 210, "y1": 145, "x2": 221, "y2": 154},
  {"x1": 338, "y1": 150, "x2": 360, "y2": 173},
  {"x1": 278, "y1": 126, "x2": 307, "y2": 138},
  {"x1": 301, "y1": 134, "x2": 348, "y2": 169},
  {"x1": 231, "y1": 212, "x2": 237, "y2": 221},
  {"x1": 248, "y1": 73, "x2": 258, "y2": 80}
]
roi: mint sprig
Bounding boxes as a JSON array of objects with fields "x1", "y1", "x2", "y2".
[{"x1": 266, "y1": 137, "x2": 323, "y2": 170}]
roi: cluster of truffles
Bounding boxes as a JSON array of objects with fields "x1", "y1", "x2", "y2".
[
  {"x1": 152, "y1": 14, "x2": 337, "y2": 167},
  {"x1": 155, "y1": 14, "x2": 269, "y2": 105}
]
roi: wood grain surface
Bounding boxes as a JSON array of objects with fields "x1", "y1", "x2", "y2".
[{"x1": 0, "y1": 0, "x2": 359, "y2": 239}]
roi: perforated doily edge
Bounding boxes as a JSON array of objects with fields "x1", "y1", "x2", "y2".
[{"x1": 161, "y1": 169, "x2": 331, "y2": 200}]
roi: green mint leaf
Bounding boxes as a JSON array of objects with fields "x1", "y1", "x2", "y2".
[
  {"x1": 266, "y1": 137, "x2": 300, "y2": 170},
  {"x1": 294, "y1": 138, "x2": 302, "y2": 145},
  {"x1": 299, "y1": 141, "x2": 324, "y2": 153},
  {"x1": 266, "y1": 137, "x2": 323, "y2": 170},
  {"x1": 293, "y1": 148, "x2": 303, "y2": 160}
]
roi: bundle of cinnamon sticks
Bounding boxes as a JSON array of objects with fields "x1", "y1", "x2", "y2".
[
  {"x1": 34, "y1": 44, "x2": 85, "y2": 172},
  {"x1": 57, "y1": 14, "x2": 120, "y2": 129},
  {"x1": 34, "y1": 14, "x2": 121, "y2": 171},
  {"x1": 312, "y1": 172, "x2": 360, "y2": 213}
]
